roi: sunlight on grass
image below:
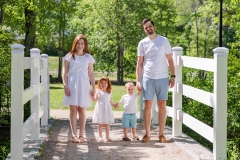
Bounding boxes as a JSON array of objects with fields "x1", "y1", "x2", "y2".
[{"x1": 50, "y1": 84, "x2": 141, "y2": 111}]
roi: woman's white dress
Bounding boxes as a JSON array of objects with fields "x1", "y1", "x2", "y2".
[
  {"x1": 63, "y1": 53, "x2": 95, "y2": 108},
  {"x1": 92, "y1": 90, "x2": 114, "y2": 124}
]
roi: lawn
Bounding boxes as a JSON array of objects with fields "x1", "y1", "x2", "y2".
[
  {"x1": 47, "y1": 56, "x2": 135, "y2": 81},
  {"x1": 50, "y1": 83, "x2": 141, "y2": 111}
]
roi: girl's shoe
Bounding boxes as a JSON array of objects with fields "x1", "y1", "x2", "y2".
[
  {"x1": 72, "y1": 135, "x2": 79, "y2": 143},
  {"x1": 98, "y1": 137, "x2": 104, "y2": 142},
  {"x1": 106, "y1": 137, "x2": 112, "y2": 142}
]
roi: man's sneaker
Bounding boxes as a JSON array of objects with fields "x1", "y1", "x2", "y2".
[
  {"x1": 159, "y1": 135, "x2": 167, "y2": 143},
  {"x1": 142, "y1": 135, "x2": 150, "y2": 142}
]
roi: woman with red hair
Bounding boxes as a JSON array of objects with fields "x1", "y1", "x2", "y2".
[{"x1": 62, "y1": 34, "x2": 96, "y2": 143}]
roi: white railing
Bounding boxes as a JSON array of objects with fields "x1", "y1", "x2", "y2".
[
  {"x1": 10, "y1": 44, "x2": 50, "y2": 160},
  {"x1": 140, "y1": 47, "x2": 228, "y2": 160}
]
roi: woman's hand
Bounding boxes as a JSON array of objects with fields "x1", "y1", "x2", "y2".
[
  {"x1": 64, "y1": 86, "x2": 70, "y2": 96},
  {"x1": 91, "y1": 88, "x2": 96, "y2": 97}
]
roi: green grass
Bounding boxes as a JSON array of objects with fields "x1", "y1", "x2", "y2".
[
  {"x1": 50, "y1": 83, "x2": 140, "y2": 111},
  {"x1": 47, "y1": 56, "x2": 135, "y2": 81},
  {"x1": 48, "y1": 56, "x2": 59, "y2": 75}
]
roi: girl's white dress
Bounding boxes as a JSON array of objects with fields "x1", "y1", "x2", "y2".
[
  {"x1": 92, "y1": 90, "x2": 114, "y2": 124},
  {"x1": 63, "y1": 53, "x2": 95, "y2": 108}
]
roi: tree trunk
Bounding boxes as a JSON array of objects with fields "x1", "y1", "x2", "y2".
[
  {"x1": 0, "y1": 5, "x2": 4, "y2": 25},
  {"x1": 24, "y1": 7, "x2": 36, "y2": 121}
]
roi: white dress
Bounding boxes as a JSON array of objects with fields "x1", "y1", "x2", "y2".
[
  {"x1": 63, "y1": 53, "x2": 95, "y2": 108},
  {"x1": 92, "y1": 90, "x2": 114, "y2": 124}
]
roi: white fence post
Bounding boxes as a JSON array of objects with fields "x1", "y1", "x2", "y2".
[
  {"x1": 213, "y1": 47, "x2": 228, "y2": 160},
  {"x1": 172, "y1": 47, "x2": 183, "y2": 136},
  {"x1": 41, "y1": 54, "x2": 49, "y2": 125},
  {"x1": 30, "y1": 48, "x2": 41, "y2": 140},
  {"x1": 48, "y1": 62, "x2": 50, "y2": 119},
  {"x1": 10, "y1": 44, "x2": 25, "y2": 159}
]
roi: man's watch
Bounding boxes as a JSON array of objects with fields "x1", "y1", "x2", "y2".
[{"x1": 171, "y1": 75, "x2": 176, "y2": 78}]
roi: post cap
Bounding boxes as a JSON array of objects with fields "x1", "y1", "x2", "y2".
[
  {"x1": 213, "y1": 47, "x2": 229, "y2": 57},
  {"x1": 41, "y1": 54, "x2": 48, "y2": 58},
  {"x1": 172, "y1": 47, "x2": 183, "y2": 51},
  {"x1": 10, "y1": 44, "x2": 25, "y2": 50},
  {"x1": 30, "y1": 48, "x2": 41, "y2": 56}
]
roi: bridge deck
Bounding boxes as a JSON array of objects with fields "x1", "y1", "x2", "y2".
[{"x1": 7, "y1": 110, "x2": 213, "y2": 160}]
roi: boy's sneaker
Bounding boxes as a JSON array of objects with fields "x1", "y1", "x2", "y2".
[
  {"x1": 122, "y1": 137, "x2": 131, "y2": 141},
  {"x1": 132, "y1": 136, "x2": 139, "y2": 141}
]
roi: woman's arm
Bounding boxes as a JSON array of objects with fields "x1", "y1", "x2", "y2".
[
  {"x1": 88, "y1": 63, "x2": 96, "y2": 96},
  {"x1": 62, "y1": 60, "x2": 70, "y2": 96},
  {"x1": 91, "y1": 91, "x2": 98, "y2": 102}
]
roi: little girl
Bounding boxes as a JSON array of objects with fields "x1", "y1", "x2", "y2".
[{"x1": 92, "y1": 77, "x2": 115, "y2": 142}]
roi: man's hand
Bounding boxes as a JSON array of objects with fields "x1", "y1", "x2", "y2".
[
  {"x1": 136, "y1": 81, "x2": 142, "y2": 91},
  {"x1": 169, "y1": 78, "x2": 175, "y2": 88}
]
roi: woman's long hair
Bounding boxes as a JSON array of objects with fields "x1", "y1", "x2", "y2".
[{"x1": 69, "y1": 34, "x2": 90, "y2": 60}]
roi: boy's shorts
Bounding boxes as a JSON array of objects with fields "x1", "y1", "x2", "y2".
[
  {"x1": 122, "y1": 113, "x2": 137, "y2": 128},
  {"x1": 142, "y1": 77, "x2": 169, "y2": 100}
]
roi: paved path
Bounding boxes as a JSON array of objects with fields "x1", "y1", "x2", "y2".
[
  {"x1": 6, "y1": 110, "x2": 214, "y2": 160},
  {"x1": 32, "y1": 110, "x2": 213, "y2": 160}
]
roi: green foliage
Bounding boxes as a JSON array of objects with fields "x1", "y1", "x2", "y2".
[{"x1": 0, "y1": 139, "x2": 10, "y2": 160}]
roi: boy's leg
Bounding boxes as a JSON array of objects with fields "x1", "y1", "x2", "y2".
[
  {"x1": 123, "y1": 128, "x2": 128, "y2": 138},
  {"x1": 131, "y1": 128, "x2": 136, "y2": 137}
]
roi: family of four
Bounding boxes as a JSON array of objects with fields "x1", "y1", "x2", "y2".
[{"x1": 62, "y1": 18, "x2": 175, "y2": 143}]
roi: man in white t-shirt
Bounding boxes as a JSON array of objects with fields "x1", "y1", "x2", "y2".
[
  {"x1": 115, "y1": 82, "x2": 142, "y2": 141},
  {"x1": 136, "y1": 18, "x2": 175, "y2": 143}
]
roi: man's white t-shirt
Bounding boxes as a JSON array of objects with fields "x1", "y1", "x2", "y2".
[
  {"x1": 138, "y1": 35, "x2": 172, "y2": 79},
  {"x1": 119, "y1": 93, "x2": 139, "y2": 114}
]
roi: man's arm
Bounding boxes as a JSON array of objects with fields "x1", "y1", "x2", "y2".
[
  {"x1": 136, "y1": 56, "x2": 144, "y2": 90},
  {"x1": 166, "y1": 53, "x2": 175, "y2": 88}
]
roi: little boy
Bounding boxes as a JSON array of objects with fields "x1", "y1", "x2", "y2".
[{"x1": 115, "y1": 82, "x2": 142, "y2": 141}]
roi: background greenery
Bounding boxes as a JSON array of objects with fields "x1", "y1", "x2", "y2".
[{"x1": 1, "y1": 0, "x2": 240, "y2": 159}]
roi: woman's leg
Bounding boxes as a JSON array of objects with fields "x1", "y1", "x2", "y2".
[
  {"x1": 78, "y1": 107, "x2": 86, "y2": 142},
  {"x1": 69, "y1": 105, "x2": 79, "y2": 142},
  {"x1": 98, "y1": 124, "x2": 103, "y2": 138}
]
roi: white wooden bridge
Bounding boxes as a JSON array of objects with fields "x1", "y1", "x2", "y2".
[{"x1": 7, "y1": 44, "x2": 228, "y2": 160}]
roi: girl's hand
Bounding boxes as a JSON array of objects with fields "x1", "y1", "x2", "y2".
[
  {"x1": 91, "y1": 88, "x2": 96, "y2": 97},
  {"x1": 64, "y1": 86, "x2": 70, "y2": 96}
]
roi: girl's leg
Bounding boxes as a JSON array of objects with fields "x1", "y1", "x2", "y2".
[
  {"x1": 78, "y1": 107, "x2": 86, "y2": 142},
  {"x1": 69, "y1": 105, "x2": 79, "y2": 142},
  {"x1": 98, "y1": 124, "x2": 103, "y2": 142},
  {"x1": 104, "y1": 124, "x2": 112, "y2": 142}
]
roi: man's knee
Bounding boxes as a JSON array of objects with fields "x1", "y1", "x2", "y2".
[{"x1": 157, "y1": 100, "x2": 166, "y2": 110}]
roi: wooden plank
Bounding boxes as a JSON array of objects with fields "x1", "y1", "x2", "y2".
[
  {"x1": 177, "y1": 83, "x2": 214, "y2": 108},
  {"x1": 23, "y1": 85, "x2": 36, "y2": 105},
  {"x1": 178, "y1": 56, "x2": 214, "y2": 72},
  {"x1": 177, "y1": 110, "x2": 213, "y2": 142},
  {"x1": 23, "y1": 57, "x2": 34, "y2": 69},
  {"x1": 22, "y1": 113, "x2": 37, "y2": 139}
]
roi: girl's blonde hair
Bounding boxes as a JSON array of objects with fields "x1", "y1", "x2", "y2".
[{"x1": 97, "y1": 77, "x2": 112, "y2": 94}]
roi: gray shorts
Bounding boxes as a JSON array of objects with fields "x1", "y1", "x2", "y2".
[{"x1": 142, "y1": 77, "x2": 169, "y2": 100}]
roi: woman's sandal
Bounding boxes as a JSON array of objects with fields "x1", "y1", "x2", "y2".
[
  {"x1": 79, "y1": 136, "x2": 85, "y2": 143},
  {"x1": 98, "y1": 137, "x2": 104, "y2": 142},
  {"x1": 106, "y1": 137, "x2": 112, "y2": 142},
  {"x1": 72, "y1": 135, "x2": 79, "y2": 143}
]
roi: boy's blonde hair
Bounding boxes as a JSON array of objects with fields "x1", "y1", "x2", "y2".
[{"x1": 125, "y1": 82, "x2": 135, "y2": 88}]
